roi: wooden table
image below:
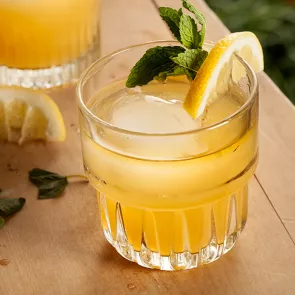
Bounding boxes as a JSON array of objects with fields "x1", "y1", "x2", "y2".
[{"x1": 1, "y1": 0, "x2": 295, "y2": 294}]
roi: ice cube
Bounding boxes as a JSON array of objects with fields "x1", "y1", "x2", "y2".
[
  {"x1": 110, "y1": 93, "x2": 201, "y2": 134},
  {"x1": 88, "y1": 88, "x2": 208, "y2": 159}
]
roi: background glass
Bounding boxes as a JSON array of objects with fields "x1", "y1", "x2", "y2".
[
  {"x1": 0, "y1": 0, "x2": 100, "y2": 88},
  {"x1": 77, "y1": 41, "x2": 259, "y2": 271}
]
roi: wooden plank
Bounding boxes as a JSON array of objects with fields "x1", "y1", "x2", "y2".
[
  {"x1": 1, "y1": 0, "x2": 295, "y2": 294},
  {"x1": 257, "y1": 75, "x2": 295, "y2": 241},
  {"x1": 100, "y1": 0, "x2": 171, "y2": 55},
  {"x1": 154, "y1": 0, "x2": 295, "y2": 241}
]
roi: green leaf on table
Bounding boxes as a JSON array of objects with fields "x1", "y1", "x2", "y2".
[
  {"x1": 0, "y1": 197, "x2": 26, "y2": 218},
  {"x1": 159, "y1": 7, "x2": 182, "y2": 42},
  {"x1": 179, "y1": 14, "x2": 199, "y2": 49},
  {"x1": 126, "y1": 46, "x2": 185, "y2": 87},
  {"x1": 182, "y1": 0, "x2": 206, "y2": 46},
  {"x1": 172, "y1": 49, "x2": 208, "y2": 72},
  {"x1": 0, "y1": 217, "x2": 4, "y2": 229},
  {"x1": 29, "y1": 168, "x2": 68, "y2": 199}
]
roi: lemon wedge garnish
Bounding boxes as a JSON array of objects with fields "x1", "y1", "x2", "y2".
[
  {"x1": 0, "y1": 87, "x2": 66, "y2": 144},
  {"x1": 184, "y1": 32, "x2": 264, "y2": 119}
]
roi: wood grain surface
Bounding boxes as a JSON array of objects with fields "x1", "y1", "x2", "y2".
[{"x1": 1, "y1": 0, "x2": 295, "y2": 294}]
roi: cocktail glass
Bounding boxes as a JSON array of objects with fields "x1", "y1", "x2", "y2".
[{"x1": 76, "y1": 41, "x2": 258, "y2": 270}]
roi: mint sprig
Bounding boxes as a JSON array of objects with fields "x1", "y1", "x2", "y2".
[
  {"x1": 29, "y1": 168, "x2": 88, "y2": 199},
  {"x1": 159, "y1": 7, "x2": 182, "y2": 42},
  {"x1": 126, "y1": 0, "x2": 207, "y2": 87},
  {"x1": 29, "y1": 169, "x2": 68, "y2": 199}
]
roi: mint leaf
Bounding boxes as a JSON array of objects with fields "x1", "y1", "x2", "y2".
[
  {"x1": 0, "y1": 198, "x2": 26, "y2": 218},
  {"x1": 155, "y1": 65, "x2": 195, "y2": 81},
  {"x1": 154, "y1": 65, "x2": 178, "y2": 81},
  {"x1": 29, "y1": 168, "x2": 68, "y2": 199},
  {"x1": 182, "y1": 0, "x2": 206, "y2": 46},
  {"x1": 0, "y1": 217, "x2": 4, "y2": 229},
  {"x1": 172, "y1": 49, "x2": 208, "y2": 72},
  {"x1": 179, "y1": 14, "x2": 199, "y2": 49},
  {"x1": 171, "y1": 66, "x2": 196, "y2": 81},
  {"x1": 126, "y1": 46, "x2": 185, "y2": 87},
  {"x1": 180, "y1": 68, "x2": 196, "y2": 81},
  {"x1": 159, "y1": 7, "x2": 182, "y2": 42}
]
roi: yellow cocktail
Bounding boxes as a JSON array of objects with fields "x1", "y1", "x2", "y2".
[
  {"x1": 77, "y1": 41, "x2": 259, "y2": 270},
  {"x1": 0, "y1": 0, "x2": 99, "y2": 88}
]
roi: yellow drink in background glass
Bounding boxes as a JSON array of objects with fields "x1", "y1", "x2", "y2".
[
  {"x1": 0, "y1": 0, "x2": 100, "y2": 88},
  {"x1": 77, "y1": 41, "x2": 259, "y2": 270}
]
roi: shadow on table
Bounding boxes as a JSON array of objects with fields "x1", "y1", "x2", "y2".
[{"x1": 97, "y1": 238, "x2": 249, "y2": 293}]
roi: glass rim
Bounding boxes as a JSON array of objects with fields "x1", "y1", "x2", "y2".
[{"x1": 76, "y1": 40, "x2": 258, "y2": 137}]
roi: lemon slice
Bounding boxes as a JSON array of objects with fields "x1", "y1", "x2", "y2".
[
  {"x1": 0, "y1": 87, "x2": 66, "y2": 144},
  {"x1": 184, "y1": 32, "x2": 264, "y2": 119}
]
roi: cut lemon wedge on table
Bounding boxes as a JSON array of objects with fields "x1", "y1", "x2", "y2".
[
  {"x1": 184, "y1": 32, "x2": 264, "y2": 119},
  {"x1": 0, "y1": 87, "x2": 66, "y2": 144}
]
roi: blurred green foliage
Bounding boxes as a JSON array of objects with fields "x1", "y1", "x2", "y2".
[{"x1": 205, "y1": 0, "x2": 295, "y2": 104}]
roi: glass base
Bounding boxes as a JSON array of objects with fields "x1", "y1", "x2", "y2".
[
  {"x1": 99, "y1": 187, "x2": 248, "y2": 271},
  {"x1": 0, "y1": 46, "x2": 100, "y2": 89},
  {"x1": 104, "y1": 227, "x2": 242, "y2": 271}
]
